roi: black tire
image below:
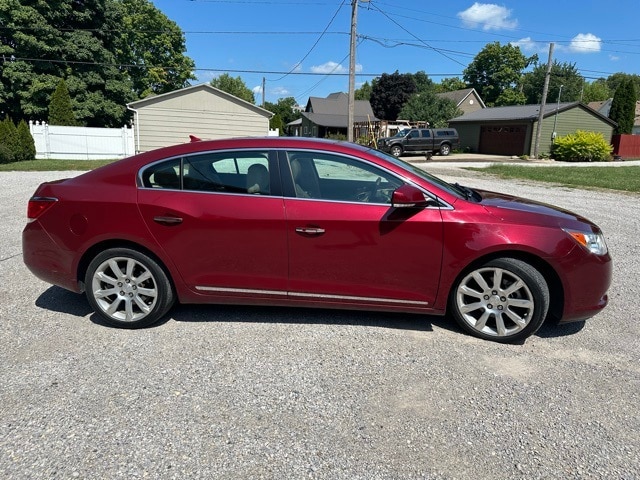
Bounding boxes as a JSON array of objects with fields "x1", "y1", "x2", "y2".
[
  {"x1": 439, "y1": 144, "x2": 451, "y2": 156},
  {"x1": 449, "y1": 258, "x2": 549, "y2": 343},
  {"x1": 390, "y1": 145, "x2": 403, "y2": 157},
  {"x1": 84, "y1": 248, "x2": 175, "y2": 328}
]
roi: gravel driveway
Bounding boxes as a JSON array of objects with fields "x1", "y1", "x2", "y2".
[{"x1": 1, "y1": 168, "x2": 639, "y2": 479}]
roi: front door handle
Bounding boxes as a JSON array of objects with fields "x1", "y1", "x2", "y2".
[
  {"x1": 153, "y1": 215, "x2": 183, "y2": 225},
  {"x1": 295, "y1": 227, "x2": 325, "y2": 236}
]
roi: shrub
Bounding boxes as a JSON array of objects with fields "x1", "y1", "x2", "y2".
[
  {"x1": 0, "y1": 144, "x2": 14, "y2": 164},
  {"x1": 16, "y1": 120, "x2": 36, "y2": 162},
  {"x1": 0, "y1": 116, "x2": 18, "y2": 164},
  {"x1": 551, "y1": 130, "x2": 613, "y2": 162},
  {"x1": 0, "y1": 117, "x2": 36, "y2": 163}
]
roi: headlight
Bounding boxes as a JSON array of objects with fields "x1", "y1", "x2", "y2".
[{"x1": 564, "y1": 229, "x2": 608, "y2": 255}]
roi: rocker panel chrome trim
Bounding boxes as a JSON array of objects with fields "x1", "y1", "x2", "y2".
[{"x1": 195, "y1": 285, "x2": 429, "y2": 306}]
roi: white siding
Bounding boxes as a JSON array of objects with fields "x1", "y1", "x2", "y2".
[{"x1": 132, "y1": 87, "x2": 271, "y2": 152}]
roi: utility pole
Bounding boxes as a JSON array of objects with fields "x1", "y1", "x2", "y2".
[
  {"x1": 533, "y1": 42, "x2": 554, "y2": 159},
  {"x1": 347, "y1": 0, "x2": 358, "y2": 142},
  {"x1": 262, "y1": 77, "x2": 265, "y2": 108}
]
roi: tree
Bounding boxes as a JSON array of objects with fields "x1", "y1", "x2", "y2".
[
  {"x1": 264, "y1": 97, "x2": 301, "y2": 127},
  {"x1": 355, "y1": 80, "x2": 373, "y2": 101},
  {"x1": 606, "y1": 73, "x2": 640, "y2": 101},
  {"x1": 609, "y1": 79, "x2": 636, "y2": 134},
  {"x1": 48, "y1": 79, "x2": 77, "y2": 126},
  {"x1": 399, "y1": 92, "x2": 462, "y2": 127},
  {"x1": 210, "y1": 74, "x2": 255, "y2": 104},
  {"x1": 521, "y1": 61, "x2": 584, "y2": 105},
  {"x1": 113, "y1": 0, "x2": 196, "y2": 98},
  {"x1": 463, "y1": 42, "x2": 537, "y2": 106},
  {"x1": 494, "y1": 88, "x2": 526, "y2": 106},
  {"x1": 435, "y1": 77, "x2": 467, "y2": 93},
  {"x1": 16, "y1": 119, "x2": 36, "y2": 161},
  {"x1": 370, "y1": 71, "x2": 416, "y2": 120},
  {"x1": 0, "y1": 0, "x2": 134, "y2": 126},
  {"x1": 0, "y1": 116, "x2": 18, "y2": 163},
  {"x1": 582, "y1": 79, "x2": 611, "y2": 103},
  {"x1": 0, "y1": 0, "x2": 195, "y2": 125}
]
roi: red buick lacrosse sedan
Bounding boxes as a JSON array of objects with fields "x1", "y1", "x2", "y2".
[{"x1": 23, "y1": 137, "x2": 611, "y2": 342}]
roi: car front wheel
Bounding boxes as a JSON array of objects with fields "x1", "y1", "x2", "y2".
[
  {"x1": 439, "y1": 144, "x2": 451, "y2": 156},
  {"x1": 450, "y1": 258, "x2": 549, "y2": 343},
  {"x1": 85, "y1": 248, "x2": 175, "y2": 328},
  {"x1": 390, "y1": 145, "x2": 403, "y2": 157}
]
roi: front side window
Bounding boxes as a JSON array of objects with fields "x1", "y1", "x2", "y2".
[{"x1": 286, "y1": 151, "x2": 403, "y2": 204}]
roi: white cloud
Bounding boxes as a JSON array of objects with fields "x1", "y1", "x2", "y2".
[
  {"x1": 271, "y1": 86, "x2": 290, "y2": 96},
  {"x1": 511, "y1": 37, "x2": 543, "y2": 53},
  {"x1": 458, "y1": 3, "x2": 517, "y2": 30},
  {"x1": 252, "y1": 85, "x2": 262, "y2": 95},
  {"x1": 311, "y1": 61, "x2": 347, "y2": 74},
  {"x1": 310, "y1": 61, "x2": 362, "y2": 74},
  {"x1": 569, "y1": 33, "x2": 602, "y2": 53}
]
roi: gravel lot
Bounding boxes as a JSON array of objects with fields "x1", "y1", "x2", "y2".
[{"x1": 1, "y1": 168, "x2": 639, "y2": 479}]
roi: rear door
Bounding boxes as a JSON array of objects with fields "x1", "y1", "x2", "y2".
[{"x1": 137, "y1": 150, "x2": 288, "y2": 298}]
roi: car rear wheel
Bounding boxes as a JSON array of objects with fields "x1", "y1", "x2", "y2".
[
  {"x1": 390, "y1": 145, "x2": 403, "y2": 157},
  {"x1": 439, "y1": 144, "x2": 451, "y2": 156},
  {"x1": 85, "y1": 248, "x2": 175, "y2": 328},
  {"x1": 450, "y1": 258, "x2": 549, "y2": 343}
]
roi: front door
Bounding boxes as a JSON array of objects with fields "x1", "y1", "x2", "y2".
[{"x1": 282, "y1": 151, "x2": 444, "y2": 308}]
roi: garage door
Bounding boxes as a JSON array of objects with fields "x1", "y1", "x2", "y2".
[{"x1": 479, "y1": 125, "x2": 527, "y2": 155}]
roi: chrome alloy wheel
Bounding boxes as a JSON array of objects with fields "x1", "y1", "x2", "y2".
[
  {"x1": 91, "y1": 256, "x2": 159, "y2": 322},
  {"x1": 455, "y1": 266, "x2": 535, "y2": 338}
]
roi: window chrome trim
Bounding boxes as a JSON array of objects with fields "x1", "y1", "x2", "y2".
[{"x1": 195, "y1": 285, "x2": 429, "y2": 306}]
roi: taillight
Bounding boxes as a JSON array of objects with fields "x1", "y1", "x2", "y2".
[{"x1": 27, "y1": 197, "x2": 58, "y2": 222}]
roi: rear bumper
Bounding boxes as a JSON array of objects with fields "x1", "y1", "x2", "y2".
[{"x1": 22, "y1": 222, "x2": 80, "y2": 293}]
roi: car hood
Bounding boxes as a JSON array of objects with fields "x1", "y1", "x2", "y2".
[{"x1": 476, "y1": 189, "x2": 596, "y2": 228}]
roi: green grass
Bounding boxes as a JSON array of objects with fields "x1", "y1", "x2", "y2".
[
  {"x1": 0, "y1": 158, "x2": 117, "y2": 172},
  {"x1": 469, "y1": 164, "x2": 640, "y2": 193}
]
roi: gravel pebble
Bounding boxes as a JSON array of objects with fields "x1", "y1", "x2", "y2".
[{"x1": 1, "y1": 168, "x2": 639, "y2": 479}]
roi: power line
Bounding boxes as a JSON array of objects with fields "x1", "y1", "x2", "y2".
[{"x1": 268, "y1": 0, "x2": 347, "y2": 82}]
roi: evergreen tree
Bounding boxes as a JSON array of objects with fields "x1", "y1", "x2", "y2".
[
  {"x1": 48, "y1": 79, "x2": 78, "y2": 126},
  {"x1": 609, "y1": 79, "x2": 636, "y2": 134},
  {"x1": 16, "y1": 119, "x2": 36, "y2": 161},
  {"x1": 0, "y1": 116, "x2": 18, "y2": 163}
]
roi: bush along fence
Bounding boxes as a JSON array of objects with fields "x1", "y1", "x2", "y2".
[
  {"x1": 29, "y1": 121, "x2": 135, "y2": 160},
  {"x1": 0, "y1": 117, "x2": 36, "y2": 164}
]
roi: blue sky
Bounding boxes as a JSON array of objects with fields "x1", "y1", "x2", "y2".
[{"x1": 149, "y1": 0, "x2": 640, "y2": 105}]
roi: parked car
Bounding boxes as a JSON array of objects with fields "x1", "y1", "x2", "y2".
[
  {"x1": 22, "y1": 137, "x2": 611, "y2": 342},
  {"x1": 377, "y1": 127, "x2": 460, "y2": 157}
]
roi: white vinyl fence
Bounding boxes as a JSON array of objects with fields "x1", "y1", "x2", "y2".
[{"x1": 29, "y1": 121, "x2": 135, "y2": 160}]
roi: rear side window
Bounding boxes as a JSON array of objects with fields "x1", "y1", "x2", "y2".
[
  {"x1": 141, "y1": 151, "x2": 272, "y2": 195},
  {"x1": 142, "y1": 158, "x2": 181, "y2": 189}
]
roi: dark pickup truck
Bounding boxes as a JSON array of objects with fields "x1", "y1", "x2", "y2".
[{"x1": 377, "y1": 128, "x2": 459, "y2": 157}]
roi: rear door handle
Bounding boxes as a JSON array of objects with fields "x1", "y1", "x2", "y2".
[
  {"x1": 153, "y1": 215, "x2": 183, "y2": 225},
  {"x1": 295, "y1": 227, "x2": 325, "y2": 235}
]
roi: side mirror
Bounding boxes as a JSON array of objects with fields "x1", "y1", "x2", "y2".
[{"x1": 391, "y1": 184, "x2": 430, "y2": 208}]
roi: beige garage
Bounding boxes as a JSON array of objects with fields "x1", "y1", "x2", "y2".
[{"x1": 127, "y1": 83, "x2": 273, "y2": 153}]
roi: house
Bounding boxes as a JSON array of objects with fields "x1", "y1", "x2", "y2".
[
  {"x1": 449, "y1": 102, "x2": 616, "y2": 156},
  {"x1": 588, "y1": 98, "x2": 640, "y2": 135},
  {"x1": 436, "y1": 88, "x2": 485, "y2": 115},
  {"x1": 127, "y1": 83, "x2": 273, "y2": 153},
  {"x1": 299, "y1": 92, "x2": 378, "y2": 138}
]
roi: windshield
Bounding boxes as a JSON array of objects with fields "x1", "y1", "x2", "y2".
[
  {"x1": 393, "y1": 129, "x2": 409, "y2": 138},
  {"x1": 367, "y1": 147, "x2": 473, "y2": 200}
]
